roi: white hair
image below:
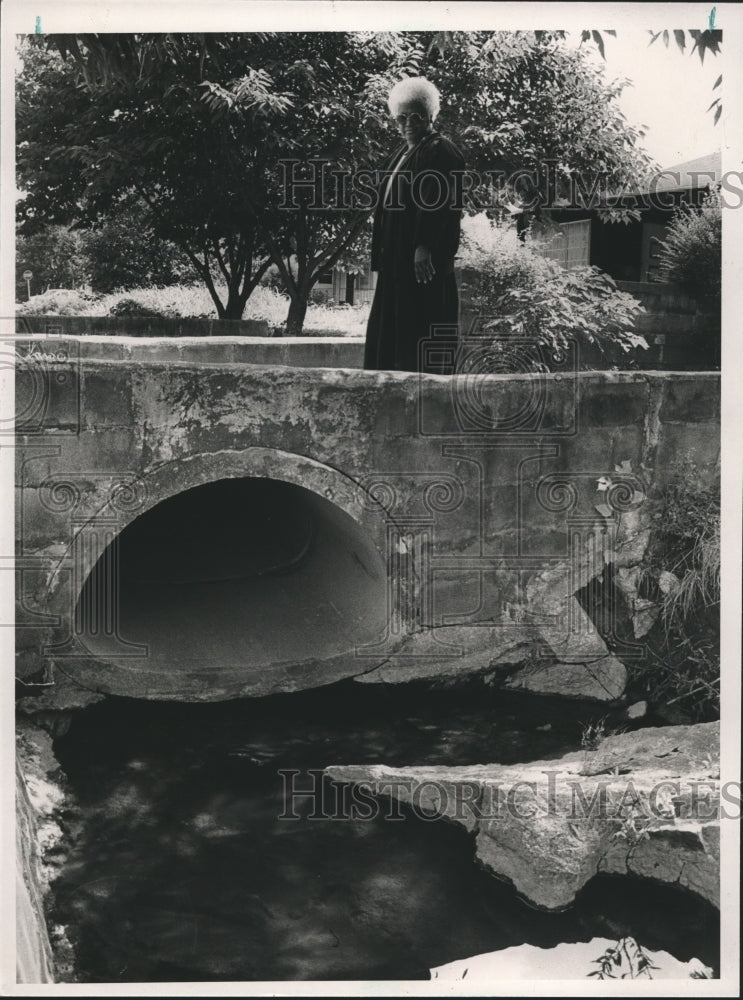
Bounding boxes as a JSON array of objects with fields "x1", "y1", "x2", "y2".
[{"x1": 387, "y1": 76, "x2": 441, "y2": 120}]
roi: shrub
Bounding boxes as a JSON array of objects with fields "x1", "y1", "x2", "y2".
[
  {"x1": 458, "y1": 213, "x2": 647, "y2": 360},
  {"x1": 259, "y1": 264, "x2": 287, "y2": 292},
  {"x1": 108, "y1": 296, "x2": 167, "y2": 318},
  {"x1": 634, "y1": 468, "x2": 720, "y2": 719},
  {"x1": 309, "y1": 287, "x2": 334, "y2": 306},
  {"x1": 16, "y1": 287, "x2": 100, "y2": 316},
  {"x1": 655, "y1": 188, "x2": 721, "y2": 305},
  {"x1": 83, "y1": 204, "x2": 194, "y2": 294}
]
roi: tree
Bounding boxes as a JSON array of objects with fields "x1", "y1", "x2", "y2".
[
  {"x1": 198, "y1": 32, "x2": 412, "y2": 331},
  {"x1": 647, "y1": 29, "x2": 723, "y2": 124},
  {"x1": 17, "y1": 31, "x2": 655, "y2": 328},
  {"x1": 420, "y1": 30, "x2": 653, "y2": 211},
  {"x1": 83, "y1": 199, "x2": 194, "y2": 294},
  {"x1": 17, "y1": 35, "x2": 281, "y2": 319},
  {"x1": 16, "y1": 224, "x2": 89, "y2": 298},
  {"x1": 583, "y1": 28, "x2": 723, "y2": 124}
]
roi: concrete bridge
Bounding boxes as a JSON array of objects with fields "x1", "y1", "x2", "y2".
[{"x1": 12, "y1": 335, "x2": 720, "y2": 707}]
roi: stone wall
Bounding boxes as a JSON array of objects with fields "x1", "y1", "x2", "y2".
[
  {"x1": 616, "y1": 281, "x2": 719, "y2": 371},
  {"x1": 16, "y1": 314, "x2": 269, "y2": 338},
  {"x1": 14, "y1": 349, "x2": 719, "y2": 705}
]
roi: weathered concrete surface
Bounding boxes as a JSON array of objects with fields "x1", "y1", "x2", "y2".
[
  {"x1": 327, "y1": 722, "x2": 721, "y2": 911},
  {"x1": 15, "y1": 333, "x2": 365, "y2": 368},
  {"x1": 14, "y1": 348, "x2": 720, "y2": 705},
  {"x1": 15, "y1": 721, "x2": 75, "y2": 983}
]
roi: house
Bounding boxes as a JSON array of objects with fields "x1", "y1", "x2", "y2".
[
  {"x1": 538, "y1": 151, "x2": 721, "y2": 281},
  {"x1": 320, "y1": 265, "x2": 377, "y2": 306}
]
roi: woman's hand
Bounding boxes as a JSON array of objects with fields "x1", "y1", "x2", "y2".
[{"x1": 414, "y1": 246, "x2": 436, "y2": 284}]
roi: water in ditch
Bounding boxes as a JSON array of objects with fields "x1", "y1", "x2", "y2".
[{"x1": 52, "y1": 681, "x2": 719, "y2": 983}]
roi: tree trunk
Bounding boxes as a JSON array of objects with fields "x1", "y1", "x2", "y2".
[
  {"x1": 285, "y1": 295, "x2": 308, "y2": 336},
  {"x1": 223, "y1": 288, "x2": 246, "y2": 321}
]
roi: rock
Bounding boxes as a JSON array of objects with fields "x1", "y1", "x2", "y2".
[
  {"x1": 430, "y1": 937, "x2": 713, "y2": 981},
  {"x1": 327, "y1": 722, "x2": 720, "y2": 911},
  {"x1": 504, "y1": 657, "x2": 626, "y2": 702},
  {"x1": 354, "y1": 613, "x2": 627, "y2": 703},
  {"x1": 16, "y1": 720, "x2": 76, "y2": 983},
  {"x1": 614, "y1": 568, "x2": 660, "y2": 638},
  {"x1": 624, "y1": 700, "x2": 648, "y2": 720},
  {"x1": 505, "y1": 599, "x2": 627, "y2": 701},
  {"x1": 17, "y1": 673, "x2": 105, "y2": 715},
  {"x1": 631, "y1": 598, "x2": 659, "y2": 638},
  {"x1": 16, "y1": 765, "x2": 56, "y2": 985}
]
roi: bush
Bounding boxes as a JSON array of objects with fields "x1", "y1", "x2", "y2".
[
  {"x1": 655, "y1": 188, "x2": 721, "y2": 305},
  {"x1": 83, "y1": 203, "x2": 194, "y2": 294},
  {"x1": 259, "y1": 264, "x2": 287, "y2": 292},
  {"x1": 309, "y1": 287, "x2": 334, "y2": 306},
  {"x1": 458, "y1": 213, "x2": 647, "y2": 360},
  {"x1": 108, "y1": 297, "x2": 166, "y2": 318},
  {"x1": 16, "y1": 287, "x2": 100, "y2": 316},
  {"x1": 634, "y1": 468, "x2": 720, "y2": 720}
]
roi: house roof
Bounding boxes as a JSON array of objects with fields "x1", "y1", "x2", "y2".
[{"x1": 640, "y1": 150, "x2": 721, "y2": 194}]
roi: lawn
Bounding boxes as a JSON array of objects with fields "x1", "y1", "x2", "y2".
[{"x1": 16, "y1": 284, "x2": 370, "y2": 336}]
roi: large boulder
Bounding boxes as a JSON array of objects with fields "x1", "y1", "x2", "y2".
[
  {"x1": 327, "y1": 722, "x2": 721, "y2": 910},
  {"x1": 430, "y1": 937, "x2": 713, "y2": 981}
]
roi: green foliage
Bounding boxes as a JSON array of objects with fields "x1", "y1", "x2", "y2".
[
  {"x1": 588, "y1": 937, "x2": 659, "y2": 979},
  {"x1": 647, "y1": 28, "x2": 723, "y2": 124},
  {"x1": 421, "y1": 30, "x2": 653, "y2": 215},
  {"x1": 15, "y1": 283, "x2": 370, "y2": 334},
  {"x1": 579, "y1": 717, "x2": 610, "y2": 751},
  {"x1": 458, "y1": 213, "x2": 646, "y2": 358},
  {"x1": 108, "y1": 297, "x2": 165, "y2": 317},
  {"x1": 16, "y1": 32, "x2": 395, "y2": 322},
  {"x1": 16, "y1": 225, "x2": 89, "y2": 298},
  {"x1": 17, "y1": 287, "x2": 100, "y2": 316},
  {"x1": 655, "y1": 188, "x2": 722, "y2": 305},
  {"x1": 83, "y1": 203, "x2": 194, "y2": 294},
  {"x1": 636, "y1": 468, "x2": 720, "y2": 719},
  {"x1": 584, "y1": 28, "x2": 723, "y2": 123}
]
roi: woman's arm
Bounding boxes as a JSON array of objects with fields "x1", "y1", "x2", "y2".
[{"x1": 412, "y1": 137, "x2": 466, "y2": 278}]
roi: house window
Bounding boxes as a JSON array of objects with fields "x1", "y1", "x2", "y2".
[
  {"x1": 317, "y1": 270, "x2": 333, "y2": 285},
  {"x1": 536, "y1": 220, "x2": 591, "y2": 271}
]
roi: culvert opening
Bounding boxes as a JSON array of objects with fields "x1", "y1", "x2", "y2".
[{"x1": 73, "y1": 477, "x2": 387, "y2": 695}]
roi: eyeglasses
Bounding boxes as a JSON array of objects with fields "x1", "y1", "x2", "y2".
[{"x1": 392, "y1": 112, "x2": 426, "y2": 127}]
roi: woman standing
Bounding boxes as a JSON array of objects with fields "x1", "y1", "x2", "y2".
[{"x1": 363, "y1": 77, "x2": 466, "y2": 374}]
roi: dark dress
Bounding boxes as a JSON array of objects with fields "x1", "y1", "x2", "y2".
[{"x1": 363, "y1": 130, "x2": 466, "y2": 374}]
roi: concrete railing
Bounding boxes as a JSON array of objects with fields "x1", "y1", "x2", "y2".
[
  {"x1": 15, "y1": 334, "x2": 366, "y2": 368},
  {"x1": 15, "y1": 314, "x2": 270, "y2": 338}
]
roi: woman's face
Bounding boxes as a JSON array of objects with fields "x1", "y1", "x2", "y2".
[{"x1": 392, "y1": 100, "x2": 431, "y2": 145}]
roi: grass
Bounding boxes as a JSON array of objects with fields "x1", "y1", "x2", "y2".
[
  {"x1": 16, "y1": 283, "x2": 370, "y2": 336},
  {"x1": 631, "y1": 469, "x2": 720, "y2": 720}
]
